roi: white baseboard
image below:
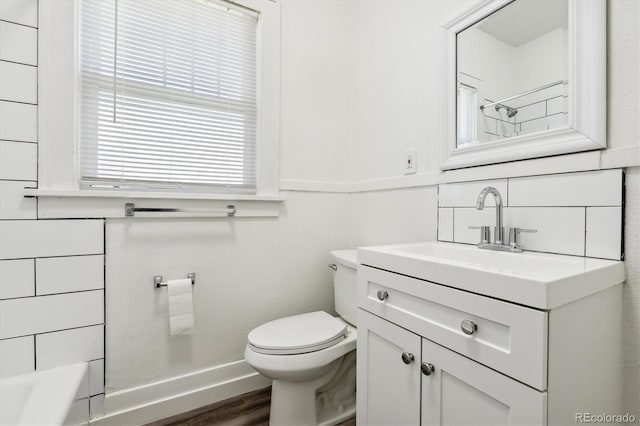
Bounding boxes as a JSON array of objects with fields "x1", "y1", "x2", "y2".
[{"x1": 90, "y1": 360, "x2": 271, "y2": 426}]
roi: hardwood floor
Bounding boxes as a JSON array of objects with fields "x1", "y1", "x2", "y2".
[{"x1": 144, "y1": 387, "x2": 356, "y2": 426}]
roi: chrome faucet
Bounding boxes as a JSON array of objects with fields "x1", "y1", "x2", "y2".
[
  {"x1": 470, "y1": 186, "x2": 537, "y2": 252},
  {"x1": 476, "y1": 186, "x2": 505, "y2": 244}
]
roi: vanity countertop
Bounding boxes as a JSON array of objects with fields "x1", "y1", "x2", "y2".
[{"x1": 357, "y1": 241, "x2": 624, "y2": 310}]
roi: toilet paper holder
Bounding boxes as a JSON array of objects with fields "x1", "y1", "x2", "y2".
[{"x1": 154, "y1": 273, "x2": 195, "y2": 289}]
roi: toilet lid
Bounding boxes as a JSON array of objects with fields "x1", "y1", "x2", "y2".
[{"x1": 248, "y1": 311, "x2": 346, "y2": 355}]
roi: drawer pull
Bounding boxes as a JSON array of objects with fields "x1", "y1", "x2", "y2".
[
  {"x1": 401, "y1": 352, "x2": 414, "y2": 364},
  {"x1": 376, "y1": 290, "x2": 389, "y2": 301},
  {"x1": 461, "y1": 319, "x2": 477, "y2": 335},
  {"x1": 421, "y1": 362, "x2": 435, "y2": 376}
]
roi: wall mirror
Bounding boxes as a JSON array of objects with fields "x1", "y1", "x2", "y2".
[{"x1": 441, "y1": 0, "x2": 606, "y2": 170}]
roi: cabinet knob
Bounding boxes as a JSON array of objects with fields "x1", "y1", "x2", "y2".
[
  {"x1": 421, "y1": 362, "x2": 435, "y2": 376},
  {"x1": 460, "y1": 319, "x2": 477, "y2": 335},
  {"x1": 401, "y1": 352, "x2": 414, "y2": 365},
  {"x1": 376, "y1": 290, "x2": 389, "y2": 301}
]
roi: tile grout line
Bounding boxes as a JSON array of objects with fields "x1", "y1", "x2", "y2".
[
  {"x1": 0, "y1": 253, "x2": 104, "y2": 262},
  {"x1": 1, "y1": 322, "x2": 105, "y2": 341},
  {"x1": 0, "y1": 58, "x2": 37, "y2": 68},
  {"x1": 0, "y1": 18, "x2": 38, "y2": 30},
  {"x1": 0, "y1": 98, "x2": 38, "y2": 106},
  {"x1": 583, "y1": 207, "x2": 587, "y2": 257},
  {"x1": 0, "y1": 287, "x2": 105, "y2": 302},
  {"x1": 0, "y1": 139, "x2": 38, "y2": 145}
]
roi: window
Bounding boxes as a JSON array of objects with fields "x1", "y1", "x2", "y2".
[
  {"x1": 79, "y1": 0, "x2": 259, "y2": 194},
  {"x1": 457, "y1": 83, "x2": 477, "y2": 147}
]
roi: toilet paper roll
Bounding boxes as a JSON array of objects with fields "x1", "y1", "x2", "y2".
[{"x1": 167, "y1": 278, "x2": 194, "y2": 335}]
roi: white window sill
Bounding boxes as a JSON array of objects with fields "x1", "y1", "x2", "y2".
[{"x1": 24, "y1": 189, "x2": 285, "y2": 219}]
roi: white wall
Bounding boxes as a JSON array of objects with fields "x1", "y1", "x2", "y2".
[
  {"x1": 350, "y1": 0, "x2": 473, "y2": 184},
  {"x1": 458, "y1": 26, "x2": 516, "y2": 102},
  {"x1": 623, "y1": 167, "x2": 639, "y2": 414},
  {"x1": 457, "y1": 26, "x2": 517, "y2": 142},
  {"x1": 279, "y1": 0, "x2": 353, "y2": 186},
  {"x1": 512, "y1": 27, "x2": 567, "y2": 94},
  {"x1": 347, "y1": 187, "x2": 438, "y2": 247},
  {"x1": 105, "y1": 191, "x2": 349, "y2": 392}
]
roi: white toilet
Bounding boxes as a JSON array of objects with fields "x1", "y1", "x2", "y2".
[{"x1": 244, "y1": 250, "x2": 357, "y2": 426}]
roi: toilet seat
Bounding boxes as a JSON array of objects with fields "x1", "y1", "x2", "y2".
[{"x1": 248, "y1": 311, "x2": 346, "y2": 355}]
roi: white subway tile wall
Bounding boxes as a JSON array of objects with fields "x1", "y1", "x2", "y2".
[
  {"x1": 586, "y1": 207, "x2": 623, "y2": 259},
  {"x1": 515, "y1": 101, "x2": 546, "y2": 123},
  {"x1": 0, "y1": 180, "x2": 37, "y2": 219},
  {"x1": 0, "y1": 61, "x2": 37, "y2": 103},
  {"x1": 35, "y1": 324, "x2": 104, "y2": 370},
  {"x1": 89, "y1": 359, "x2": 105, "y2": 397},
  {"x1": 439, "y1": 179, "x2": 508, "y2": 207},
  {"x1": 90, "y1": 394, "x2": 105, "y2": 419},
  {"x1": 0, "y1": 335, "x2": 34, "y2": 378},
  {"x1": 437, "y1": 208, "x2": 454, "y2": 242},
  {"x1": 36, "y1": 255, "x2": 104, "y2": 295},
  {"x1": 0, "y1": 102, "x2": 38, "y2": 142},
  {"x1": 438, "y1": 169, "x2": 624, "y2": 260},
  {"x1": 452, "y1": 207, "x2": 496, "y2": 244},
  {"x1": 505, "y1": 207, "x2": 586, "y2": 256},
  {"x1": 0, "y1": 290, "x2": 104, "y2": 339},
  {"x1": 508, "y1": 169, "x2": 623, "y2": 206},
  {"x1": 0, "y1": 219, "x2": 104, "y2": 259},
  {"x1": 66, "y1": 399, "x2": 90, "y2": 425},
  {"x1": 480, "y1": 82, "x2": 568, "y2": 141},
  {"x1": 0, "y1": 2, "x2": 104, "y2": 423},
  {"x1": 0, "y1": 258, "x2": 34, "y2": 299},
  {"x1": 0, "y1": 0, "x2": 38, "y2": 27},
  {"x1": 546, "y1": 96, "x2": 564, "y2": 115},
  {"x1": 0, "y1": 21, "x2": 37, "y2": 65},
  {"x1": 0, "y1": 140, "x2": 37, "y2": 179}
]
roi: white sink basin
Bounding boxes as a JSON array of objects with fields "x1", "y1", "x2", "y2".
[{"x1": 357, "y1": 241, "x2": 624, "y2": 309}]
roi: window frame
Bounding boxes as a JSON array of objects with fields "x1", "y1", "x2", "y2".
[
  {"x1": 37, "y1": 0, "x2": 281, "y2": 200},
  {"x1": 457, "y1": 82, "x2": 478, "y2": 147}
]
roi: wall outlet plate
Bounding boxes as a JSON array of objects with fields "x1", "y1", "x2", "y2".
[{"x1": 404, "y1": 149, "x2": 417, "y2": 174}]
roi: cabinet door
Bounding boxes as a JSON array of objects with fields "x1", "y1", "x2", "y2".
[
  {"x1": 357, "y1": 309, "x2": 421, "y2": 426},
  {"x1": 421, "y1": 338, "x2": 547, "y2": 426}
]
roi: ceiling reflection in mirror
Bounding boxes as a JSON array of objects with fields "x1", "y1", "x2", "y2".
[{"x1": 456, "y1": 0, "x2": 568, "y2": 148}]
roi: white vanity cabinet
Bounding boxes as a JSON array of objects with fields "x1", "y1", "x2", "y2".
[
  {"x1": 357, "y1": 310, "x2": 421, "y2": 426},
  {"x1": 356, "y1": 261, "x2": 623, "y2": 426},
  {"x1": 420, "y1": 336, "x2": 545, "y2": 425},
  {"x1": 357, "y1": 310, "x2": 546, "y2": 426}
]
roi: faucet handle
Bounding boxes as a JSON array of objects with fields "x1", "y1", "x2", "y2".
[
  {"x1": 469, "y1": 225, "x2": 491, "y2": 244},
  {"x1": 509, "y1": 227, "x2": 537, "y2": 248}
]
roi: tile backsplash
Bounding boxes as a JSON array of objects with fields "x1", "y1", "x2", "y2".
[
  {"x1": 438, "y1": 169, "x2": 624, "y2": 260},
  {"x1": 0, "y1": 1, "x2": 105, "y2": 423}
]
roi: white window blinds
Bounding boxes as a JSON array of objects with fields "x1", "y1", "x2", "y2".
[
  {"x1": 79, "y1": 0, "x2": 258, "y2": 193},
  {"x1": 457, "y1": 83, "x2": 477, "y2": 147}
]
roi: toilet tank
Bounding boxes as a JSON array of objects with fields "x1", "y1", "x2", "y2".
[{"x1": 330, "y1": 250, "x2": 358, "y2": 326}]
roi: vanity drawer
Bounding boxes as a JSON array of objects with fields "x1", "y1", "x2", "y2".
[{"x1": 358, "y1": 265, "x2": 548, "y2": 390}]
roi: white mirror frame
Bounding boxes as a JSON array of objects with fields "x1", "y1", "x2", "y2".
[{"x1": 441, "y1": 0, "x2": 606, "y2": 170}]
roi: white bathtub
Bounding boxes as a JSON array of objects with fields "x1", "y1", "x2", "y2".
[{"x1": 0, "y1": 363, "x2": 88, "y2": 426}]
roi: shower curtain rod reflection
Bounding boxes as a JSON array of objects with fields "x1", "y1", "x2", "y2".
[{"x1": 479, "y1": 80, "x2": 567, "y2": 111}]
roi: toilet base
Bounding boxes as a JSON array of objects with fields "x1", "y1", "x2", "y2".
[{"x1": 269, "y1": 351, "x2": 356, "y2": 426}]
